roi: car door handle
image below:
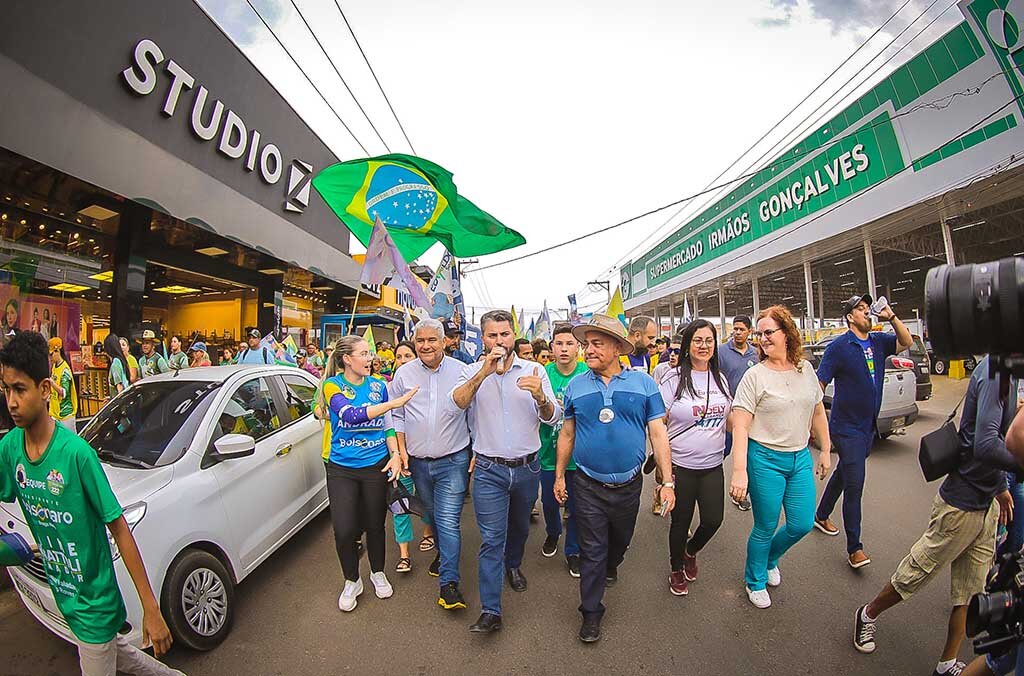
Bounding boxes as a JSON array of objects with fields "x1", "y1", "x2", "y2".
[{"x1": 276, "y1": 444, "x2": 292, "y2": 457}]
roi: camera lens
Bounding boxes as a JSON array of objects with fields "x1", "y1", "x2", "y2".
[
  {"x1": 967, "y1": 590, "x2": 1016, "y2": 637},
  {"x1": 925, "y1": 257, "x2": 1023, "y2": 358}
]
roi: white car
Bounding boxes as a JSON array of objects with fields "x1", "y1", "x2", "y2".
[{"x1": 1, "y1": 365, "x2": 327, "y2": 651}]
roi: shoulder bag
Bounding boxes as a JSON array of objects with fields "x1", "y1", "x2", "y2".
[{"x1": 919, "y1": 391, "x2": 968, "y2": 482}]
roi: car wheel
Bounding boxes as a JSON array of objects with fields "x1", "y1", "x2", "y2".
[
  {"x1": 162, "y1": 549, "x2": 235, "y2": 651},
  {"x1": 933, "y1": 360, "x2": 946, "y2": 375}
]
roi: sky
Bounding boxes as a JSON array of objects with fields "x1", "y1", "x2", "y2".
[{"x1": 196, "y1": 0, "x2": 963, "y2": 321}]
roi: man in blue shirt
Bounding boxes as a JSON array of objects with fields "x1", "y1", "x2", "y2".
[
  {"x1": 236, "y1": 327, "x2": 275, "y2": 365},
  {"x1": 444, "y1": 320, "x2": 475, "y2": 365},
  {"x1": 814, "y1": 294, "x2": 911, "y2": 569},
  {"x1": 718, "y1": 314, "x2": 759, "y2": 510},
  {"x1": 554, "y1": 314, "x2": 674, "y2": 643}
]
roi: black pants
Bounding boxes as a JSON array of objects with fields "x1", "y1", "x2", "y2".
[
  {"x1": 325, "y1": 457, "x2": 389, "y2": 581},
  {"x1": 573, "y1": 471, "x2": 642, "y2": 620},
  {"x1": 669, "y1": 464, "x2": 724, "y2": 570}
]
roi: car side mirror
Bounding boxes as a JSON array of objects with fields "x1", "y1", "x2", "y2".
[{"x1": 210, "y1": 434, "x2": 256, "y2": 463}]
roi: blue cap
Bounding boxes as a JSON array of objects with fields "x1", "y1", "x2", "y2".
[{"x1": 190, "y1": 341, "x2": 207, "y2": 353}]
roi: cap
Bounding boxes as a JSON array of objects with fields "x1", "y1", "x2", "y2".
[
  {"x1": 247, "y1": 328, "x2": 261, "y2": 339},
  {"x1": 297, "y1": 349, "x2": 307, "y2": 357},
  {"x1": 443, "y1": 319, "x2": 461, "y2": 336},
  {"x1": 190, "y1": 341, "x2": 207, "y2": 353},
  {"x1": 141, "y1": 329, "x2": 156, "y2": 341},
  {"x1": 47, "y1": 337, "x2": 62, "y2": 352},
  {"x1": 842, "y1": 294, "x2": 873, "y2": 317}
]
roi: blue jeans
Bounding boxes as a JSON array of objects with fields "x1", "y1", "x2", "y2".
[
  {"x1": 408, "y1": 448, "x2": 470, "y2": 586},
  {"x1": 540, "y1": 469, "x2": 579, "y2": 557},
  {"x1": 744, "y1": 440, "x2": 816, "y2": 591},
  {"x1": 472, "y1": 455, "x2": 541, "y2": 616},
  {"x1": 815, "y1": 433, "x2": 871, "y2": 554}
]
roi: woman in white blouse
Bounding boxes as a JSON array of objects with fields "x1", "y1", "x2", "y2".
[{"x1": 729, "y1": 305, "x2": 831, "y2": 609}]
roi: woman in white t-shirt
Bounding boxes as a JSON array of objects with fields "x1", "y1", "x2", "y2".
[
  {"x1": 658, "y1": 319, "x2": 732, "y2": 598},
  {"x1": 729, "y1": 305, "x2": 832, "y2": 610}
]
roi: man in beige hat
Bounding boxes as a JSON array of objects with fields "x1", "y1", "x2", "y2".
[
  {"x1": 553, "y1": 314, "x2": 674, "y2": 643},
  {"x1": 137, "y1": 330, "x2": 169, "y2": 379}
]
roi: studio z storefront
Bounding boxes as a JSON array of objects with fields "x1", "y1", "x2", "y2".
[{"x1": 0, "y1": 1, "x2": 363, "y2": 413}]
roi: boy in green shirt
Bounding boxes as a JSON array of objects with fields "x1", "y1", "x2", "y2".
[
  {"x1": 0, "y1": 332, "x2": 183, "y2": 676},
  {"x1": 539, "y1": 324, "x2": 589, "y2": 577}
]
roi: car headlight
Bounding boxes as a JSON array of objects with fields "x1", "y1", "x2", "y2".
[{"x1": 107, "y1": 501, "x2": 147, "y2": 561}]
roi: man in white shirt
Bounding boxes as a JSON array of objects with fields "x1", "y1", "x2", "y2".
[
  {"x1": 451, "y1": 310, "x2": 560, "y2": 634},
  {"x1": 391, "y1": 318, "x2": 472, "y2": 611}
]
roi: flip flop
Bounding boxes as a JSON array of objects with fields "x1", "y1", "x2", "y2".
[
  {"x1": 419, "y1": 535, "x2": 436, "y2": 552},
  {"x1": 395, "y1": 557, "x2": 412, "y2": 574}
]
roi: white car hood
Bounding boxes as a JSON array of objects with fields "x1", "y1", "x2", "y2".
[{"x1": 0, "y1": 463, "x2": 173, "y2": 527}]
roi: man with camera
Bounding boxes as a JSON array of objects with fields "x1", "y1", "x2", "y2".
[{"x1": 853, "y1": 355, "x2": 1018, "y2": 676}]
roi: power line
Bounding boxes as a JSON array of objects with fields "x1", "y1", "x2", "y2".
[
  {"x1": 334, "y1": 0, "x2": 418, "y2": 155},
  {"x1": 288, "y1": 0, "x2": 391, "y2": 152},
  {"x1": 468, "y1": 70, "x2": 1012, "y2": 274},
  {"x1": 598, "y1": 0, "x2": 947, "y2": 279},
  {"x1": 245, "y1": 0, "x2": 370, "y2": 155}
]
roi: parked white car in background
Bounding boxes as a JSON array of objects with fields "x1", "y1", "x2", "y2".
[{"x1": 1, "y1": 365, "x2": 327, "y2": 651}]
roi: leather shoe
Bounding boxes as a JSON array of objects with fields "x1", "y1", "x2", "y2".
[
  {"x1": 469, "y1": 612, "x2": 502, "y2": 633},
  {"x1": 578, "y1": 617, "x2": 601, "y2": 643},
  {"x1": 506, "y1": 567, "x2": 528, "y2": 592}
]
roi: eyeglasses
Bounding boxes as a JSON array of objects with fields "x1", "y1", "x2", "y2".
[
  {"x1": 753, "y1": 328, "x2": 782, "y2": 339},
  {"x1": 691, "y1": 338, "x2": 715, "y2": 347}
]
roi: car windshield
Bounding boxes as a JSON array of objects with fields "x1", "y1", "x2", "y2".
[{"x1": 81, "y1": 381, "x2": 220, "y2": 468}]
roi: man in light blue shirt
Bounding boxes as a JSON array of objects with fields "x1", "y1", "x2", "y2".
[
  {"x1": 554, "y1": 314, "x2": 674, "y2": 643},
  {"x1": 451, "y1": 310, "x2": 559, "y2": 634},
  {"x1": 236, "y1": 327, "x2": 274, "y2": 365},
  {"x1": 391, "y1": 318, "x2": 472, "y2": 611}
]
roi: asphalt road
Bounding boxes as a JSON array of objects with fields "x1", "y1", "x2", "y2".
[{"x1": 0, "y1": 376, "x2": 990, "y2": 676}]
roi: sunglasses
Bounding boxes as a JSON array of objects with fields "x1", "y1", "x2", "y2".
[
  {"x1": 668, "y1": 347, "x2": 681, "y2": 355},
  {"x1": 753, "y1": 328, "x2": 782, "y2": 339}
]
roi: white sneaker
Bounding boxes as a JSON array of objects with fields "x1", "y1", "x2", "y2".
[
  {"x1": 370, "y1": 571, "x2": 394, "y2": 599},
  {"x1": 767, "y1": 567, "x2": 781, "y2": 587},
  {"x1": 338, "y1": 578, "x2": 363, "y2": 612},
  {"x1": 746, "y1": 586, "x2": 772, "y2": 609}
]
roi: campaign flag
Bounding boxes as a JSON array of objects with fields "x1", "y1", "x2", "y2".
[
  {"x1": 511, "y1": 305, "x2": 521, "y2": 339},
  {"x1": 535, "y1": 300, "x2": 552, "y2": 341},
  {"x1": 281, "y1": 335, "x2": 299, "y2": 357},
  {"x1": 683, "y1": 296, "x2": 693, "y2": 322},
  {"x1": 608, "y1": 286, "x2": 627, "y2": 328},
  {"x1": 427, "y1": 250, "x2": 455, "y2": 299},
  {"x1": 568, "y1": 294, "x2": 581, "y2": 325},
  {"x1": 261, "y1": 333, "x2": 296, "y2": 365},
  {"x1": 517, "y1": 308, "x2": 527, "y2": 339},
  {"x1": 403, "y1": 305, "x2": 415, "y2": 339},
  {"x1": 363, "y1": 325, "x2": 377, "y2": 355},
  {"x1": 313, "y1": 154, "x2": 526, "y2": 262},
  {"x1": 360, "y1": 216, "x2": 433, "y2": 314},
  {"x1": 526, "y1": 318, "x2": 535, "y2": 341}
]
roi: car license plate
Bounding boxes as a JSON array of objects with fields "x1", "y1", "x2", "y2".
[
  {"x1": 13, "y1": 574, "x2": 43, "y2": 609},
  {"x1": 891, "y1": 416, "x2": 906, "y2": 430}
]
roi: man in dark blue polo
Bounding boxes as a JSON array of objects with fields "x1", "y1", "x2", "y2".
[
  {"x1": 718, "y1": 315, "x2": 759, "y2": 511},
  {"x1": 553, "y1": 314, "x2": 674, "y2": 643},
  {"x1": 814, "y1": 294, "x2": 911, "y2": 569}
]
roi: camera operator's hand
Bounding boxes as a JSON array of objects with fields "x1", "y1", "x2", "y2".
[{"x1": 997, "y1": 489, "x2": 1014, "y2": 526}]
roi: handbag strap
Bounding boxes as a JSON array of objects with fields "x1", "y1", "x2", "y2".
[{"x1": 945, "y1": 390, "x2": 968, "y2": 425}]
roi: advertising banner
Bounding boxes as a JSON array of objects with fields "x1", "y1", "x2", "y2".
[{"x1": 0, "y1": 284, "x2": 82, "y2": 360}]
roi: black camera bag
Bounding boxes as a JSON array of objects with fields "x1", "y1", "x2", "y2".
[{"x1": 919, "y1": 392, "x2": 968, "y2": 482}]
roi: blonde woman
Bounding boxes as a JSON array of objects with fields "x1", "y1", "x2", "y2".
[{"x1": 729, "y1": 305, "x2": 831, "y2": 609}]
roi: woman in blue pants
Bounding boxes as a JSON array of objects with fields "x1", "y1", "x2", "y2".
[{"x1": 728, "y1": 305, "x2": 832, "y2": 609}]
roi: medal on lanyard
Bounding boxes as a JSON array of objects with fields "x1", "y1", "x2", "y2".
[{"x1": 599, "y1": 407, "x2": 615, "y2": 424}]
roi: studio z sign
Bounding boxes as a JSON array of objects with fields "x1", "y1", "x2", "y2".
[{"x1": 120, "y1": 38, "x2": 313, "y2": 214}]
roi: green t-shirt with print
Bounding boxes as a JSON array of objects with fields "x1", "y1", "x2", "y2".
[
  {"x1": 56, "y1": 367, "x2": 74, "y2": 418},
  {"x1": 108, "y1": 359, "x2": 129, "y2": 393},
  {"x1": 168, "y1": 351, "x2": 189, "y2": 371},
  {"x1": 0, "y1": 424, "x2": 126, "y2": 643},
  {"x1": 539, "y1": 360, "x2": 590, "y2": 471}
]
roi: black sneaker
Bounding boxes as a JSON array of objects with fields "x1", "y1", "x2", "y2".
[
  {"x1": 542, "y1": 534, "x2": 559, "y2": 558},
  {"x1": 567, "y1": 555, "x2": 581, "y2": 578},
  {"x1": 605, "y1": 568, "x2": 618, "y2": 587},
  {"x1": 428, "y1": 553, "x2": 440, "y2": 577},
  {"x1": 578, "y1": 617, "x2": 601, "y2": 643},
  {"x1": 438, "y1": 582, "x2": 467, "y2": 610},
  {"x1": 853, "y1": 604, "x2": 877, "y2": 654}
]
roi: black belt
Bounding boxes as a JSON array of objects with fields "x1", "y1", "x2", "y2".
[
  {"x1": 581, "y1": 469, "x2": 641, "y2": 489},
  {"x1": 477, "y1": 452, "x2": 537, "y2": 468},
  {"x1": 412, "y1": 445, "x2": 471, "y2": 462}
]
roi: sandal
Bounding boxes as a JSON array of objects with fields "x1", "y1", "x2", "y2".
[
  {"x1": 419, "y1": 535, "x2": 436, "y2": 552},
  {"x1": 395, "y1": 557, "x2": 412, "y2": 574}
]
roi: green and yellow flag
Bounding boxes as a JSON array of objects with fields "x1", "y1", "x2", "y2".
[{"x1": 312, "y1": 154, "x2": 526, "y2": 262}]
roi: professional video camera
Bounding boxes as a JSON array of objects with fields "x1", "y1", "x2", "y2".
[
  {"x1": 925, "y1": 256, "x2": 1023, "y2": 381},
  {"x1": 967, "y1": 551, "x2": 1024, "y2": 655}
]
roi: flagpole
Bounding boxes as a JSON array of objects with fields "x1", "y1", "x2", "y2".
[{"x1": 348, "y1": 289, "x2": 361, "y2": 334}]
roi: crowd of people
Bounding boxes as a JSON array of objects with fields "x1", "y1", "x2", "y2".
[{"x1": 0, "y1": 290, "x2": 1022, "y2": 675}]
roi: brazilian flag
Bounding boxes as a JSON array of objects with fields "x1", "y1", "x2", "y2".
[{"x1": 312, "y1": 154, "x2": 526, "y2": 262}]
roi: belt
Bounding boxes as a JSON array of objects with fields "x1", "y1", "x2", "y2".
[
  {"x1": 582, "y1": 469, "x2": 641, "y2": 489},
  {"x1": 477, "y1": 452, "x2": 537, "y2": 468},
  {"x1": 412, "y1": 445, "x2": 471, "y2": 462}
]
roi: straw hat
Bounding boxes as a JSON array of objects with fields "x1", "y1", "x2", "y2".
[{"x1": 571, "y1": 314, "x2": 633, "y2": 354}]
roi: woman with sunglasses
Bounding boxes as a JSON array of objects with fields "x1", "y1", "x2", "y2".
[
  {"x1": 657, "y1": 320, "x2": 732, "y2": 597},
  {"x1": 729, "y1": 306, "x2": 831, "y2": 609}
]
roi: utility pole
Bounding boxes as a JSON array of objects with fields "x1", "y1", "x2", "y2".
[{"x1": 587, "y1": 280, "x2": 610, "y2": 306}]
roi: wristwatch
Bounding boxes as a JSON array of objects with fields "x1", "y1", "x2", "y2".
[{"x1": 661, "y1": 481, "x2": 676, "y2": 489}]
